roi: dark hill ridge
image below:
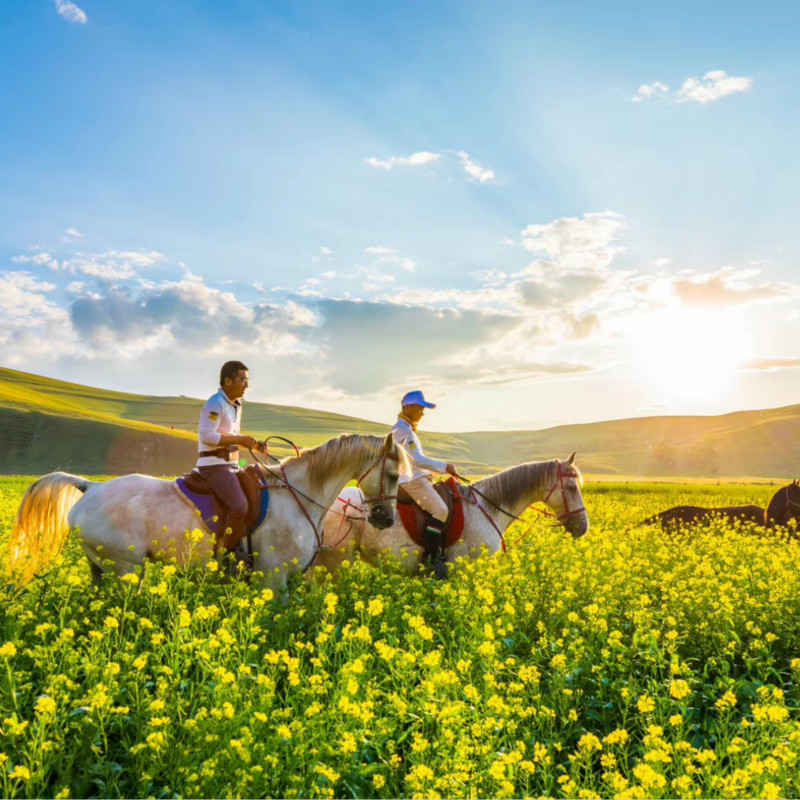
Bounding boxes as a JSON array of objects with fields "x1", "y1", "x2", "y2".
[{"x1": 1, "y1": 367, "x2": 798, "y2": 477}]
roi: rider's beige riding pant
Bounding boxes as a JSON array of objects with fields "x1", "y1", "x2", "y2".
[{"x1": 401, "y1": 475, "x2": 448, "y2": 522}]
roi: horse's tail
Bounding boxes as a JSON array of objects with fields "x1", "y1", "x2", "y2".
[{"x1": 5, "y1": 472, "x2": 92, "y2": 584}]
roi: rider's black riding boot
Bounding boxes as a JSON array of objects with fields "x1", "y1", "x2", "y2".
[{"x1": 423, "y1": 518, "x2": 448, "y2": 580}]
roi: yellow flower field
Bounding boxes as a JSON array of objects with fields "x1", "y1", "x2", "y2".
[{"x1": 1, "y1": 476, "x2": 799, "y2": 799}]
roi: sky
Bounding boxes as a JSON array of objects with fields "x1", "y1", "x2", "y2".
[{"x1": 1, "y1": 0, "x2": 799, "y2": 432}]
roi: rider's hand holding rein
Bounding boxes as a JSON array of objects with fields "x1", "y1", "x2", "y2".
[{"x1": 217, "y1": 433, "x2": 265, "y2": 453}]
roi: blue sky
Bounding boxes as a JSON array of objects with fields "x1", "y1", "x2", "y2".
[{"x1": 2, "y1": 0, "x2": 799, "y2": 431}]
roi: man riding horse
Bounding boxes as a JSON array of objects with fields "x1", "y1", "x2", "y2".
[
  {"x1": 390, "y1": 390, "x2": 460, "y2": 579},
  {"x1": 196, "y1": 361, "x2": 266, "y2": 556}
]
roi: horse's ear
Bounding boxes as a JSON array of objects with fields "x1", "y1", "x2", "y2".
[
  {"x1": 566, "y1": 451, "x2": 576, "y2": 467},
  {"x1": 384, "y1": 432, "x2": 394, "y2": 451}
]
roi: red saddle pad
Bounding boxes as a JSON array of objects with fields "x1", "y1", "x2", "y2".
[{"x1": 397, "y1": 476, "x2": 465, "y2": 549}]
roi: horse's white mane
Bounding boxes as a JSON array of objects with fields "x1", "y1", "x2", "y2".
[{"x1": 475, "y1": 459, "x2": 583, "y2": 510}]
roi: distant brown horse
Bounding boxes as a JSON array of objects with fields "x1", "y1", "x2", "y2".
[
  {"x1": 641, "y1": 480, "x2": 800, "y2": 531},
  {"x1": 766, "y1": 480, "x2": 800, "y2": 528},
  {"x1": 641, "y1": 504, "x2": 766, "y2": 530}
]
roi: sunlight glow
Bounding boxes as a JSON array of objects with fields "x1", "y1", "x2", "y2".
[{"x1": 634, "y1": 307, "x2": 752, "y2": 403}]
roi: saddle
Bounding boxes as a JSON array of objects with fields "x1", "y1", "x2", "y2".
[
  {"x1": 174, "y1": 465, "x2": 269, "y2": 550},
  {"x1": 397, "y1": 476, "x2": 465, "y2": 549}
]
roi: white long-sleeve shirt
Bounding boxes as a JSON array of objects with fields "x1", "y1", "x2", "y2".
[
  {"x1": 390, "y1": 417, "x2": 447, "y2": 483},
  {"x1": 196, "y1": 388, "x2": 242, "y2": 467}
]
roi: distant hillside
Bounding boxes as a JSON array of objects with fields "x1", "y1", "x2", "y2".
[{"x1": 1, "y1": 367, "x2": 798, "y2": 477}]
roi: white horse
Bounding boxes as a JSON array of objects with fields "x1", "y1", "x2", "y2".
[
  {"x1": 316, "y1": 453, "x2": 589, "y2": 573},
  {"x1": 7, "y1": 433, "x2": 405, "y2": 592}
]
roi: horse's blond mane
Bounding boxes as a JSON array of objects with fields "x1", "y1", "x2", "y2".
[{"x1": 271, "y1": 433, "x2": 391, "y2": 493}]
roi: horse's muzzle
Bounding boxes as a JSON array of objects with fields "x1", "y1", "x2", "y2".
[
  {"x1": 566, "y1": 513, "x2": 590, "y2": 539},
  {"x1": 368, "y1": 503, "x2": 394, "y2": 530}
]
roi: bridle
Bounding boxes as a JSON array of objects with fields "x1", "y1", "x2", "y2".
[
  {"x1": 542, "y1": 462, "x2": 586, "y2": 522},
  {"x1": 355, "y1": 450, "x2": 400, "y2": 508}
]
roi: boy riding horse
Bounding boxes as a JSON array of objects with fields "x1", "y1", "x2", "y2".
[{"x1": 390, "y1": 390, "x2": 460, "y2": 579}]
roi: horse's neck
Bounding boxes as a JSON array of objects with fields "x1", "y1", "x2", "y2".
[
  {"x1": 473, "y1": 461, "x2": 555, "y2": 531},
  {"x1": 280, "y1": 442, "x2": 371, "y2": 522}
]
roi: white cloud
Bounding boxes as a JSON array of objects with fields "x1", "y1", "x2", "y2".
[
  {"x1": 64, "y1": 227, "x2": 85, "y2": 240},
  {"x1": 678, "y1": 70, "x2": 753, "y2": 104},
  {"x1": 363, "y1": 246, "x2": 416, "y2": 274},
  {"x1": 633, "y1": 70, "x2": 753, "y2": 104},
  {"x1": 364, "y1": 151, "x2": 441, "y2": 170},
  {"x1": 520, "y1": 211, "x2": 626, "y2": 271},
  {"x1": 365, "y1": 150, "x2": 495, "y2": 183},
  {"x1": 632, "y1": 81, "x2": 669, "y2": 103},
  {"x1": 54, "y1": 0, "x2": 88, "y2": 24},
  {"x1": 318, "y1": 246, "x2": 333, "y2": 256},
  {"x1": 100, "y1": 250, "x2": 166, "y2": 268},
  {"x1": 456, "y1": 151, "x2": 495, "y2": 182},
  {"x1": 50, "y1": 249, "x2": 167, "y2": 280},
  {"x1": 12, "y1": 252, "x2": 60, "y2": 269},
  {"x1": 672, "y1": 267, "x2": 795, "y2": 307}
]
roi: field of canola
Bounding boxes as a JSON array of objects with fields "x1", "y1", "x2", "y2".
[{"x1": 1, "y1": 475, "x2": 799, "y2": 799}]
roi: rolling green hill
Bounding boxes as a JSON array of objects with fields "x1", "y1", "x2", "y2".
[{"x1": 1, "y1": 367, "x2": 798, "y2": 478}]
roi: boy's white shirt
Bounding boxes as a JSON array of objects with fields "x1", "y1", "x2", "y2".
[{"x1": 390, "y1": 417, "x2": 447, "y2": 483}]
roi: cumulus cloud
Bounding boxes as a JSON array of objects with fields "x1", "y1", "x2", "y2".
[
  {"x1": 673, "y1": 267, "x2": 795, "y2": 307},
  {"x1": 54, "y1": 0, "x2": 88, "y2": 24},
  {"x1": 313, "y1": 299, "x2": 519, "y2": 393},
  {"x1": 678, "y1": 70, "x2": 753, "y2": 104},
  {"x1": 520, "y1": 211, "x2": 626, "y2": 272},
  {"x1": 65, "y1": 274, "x2": 316, "y2": 360},
  {"x1": 64, "y1": 227, "x2": 85, "y2": 240},
  {"x1": 517, "y1": 272, "x2": 607, "y2": 308},
  {"x1": 456, "y1": 151, "x2": 495, "y2": 182},
  {"x1": 0, "y1": 272, "x2": 60, "y2": 321},
  {"x1": 362, "y1": 246, "x2": 416, "y2": 274},
  {"x1": 632, "y1": 81, "x2": 669, "y2": 103},
  {"x1": 633, "y1": 70, "x2": 753, "y2": 104},
  {"x1": 12, "y1": 252, "x2": 60, "y2": 269},
  {"x1": 739, "y1": 357, "x2": 800, "y2": 372},
  {"x1": 364, "y1": 151, "x2": 441, "y2": 170},
  {"x1": 0, "y1": 271, "x2": 76, "y2": 366}
]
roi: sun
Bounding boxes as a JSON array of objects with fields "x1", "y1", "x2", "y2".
[{"x1": 633, "y1": 306, "x2": 751, "y2": 404}]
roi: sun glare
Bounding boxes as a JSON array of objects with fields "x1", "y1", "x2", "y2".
[{"x1": 634, "y1": 307, "x2": 751, "y2": 403}]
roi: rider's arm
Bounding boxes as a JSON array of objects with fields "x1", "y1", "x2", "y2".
[
  {"x1": 198, "y1": 400, "x2": 260, "y2": 451},
  {"x1": 393, "y1": 425, "x2": 448, "y2": 474},
  {"x1": 218, "y1": 433, "x2": 261, "y2": 449}
]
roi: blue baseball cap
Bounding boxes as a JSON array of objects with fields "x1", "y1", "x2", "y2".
[{"x1": 401, "y1": 390, "x2": 436, "y2": 408}]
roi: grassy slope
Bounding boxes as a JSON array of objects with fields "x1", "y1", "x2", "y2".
[{"x1": 1, "y1": 367, "x2": 798, "y2": 477}]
